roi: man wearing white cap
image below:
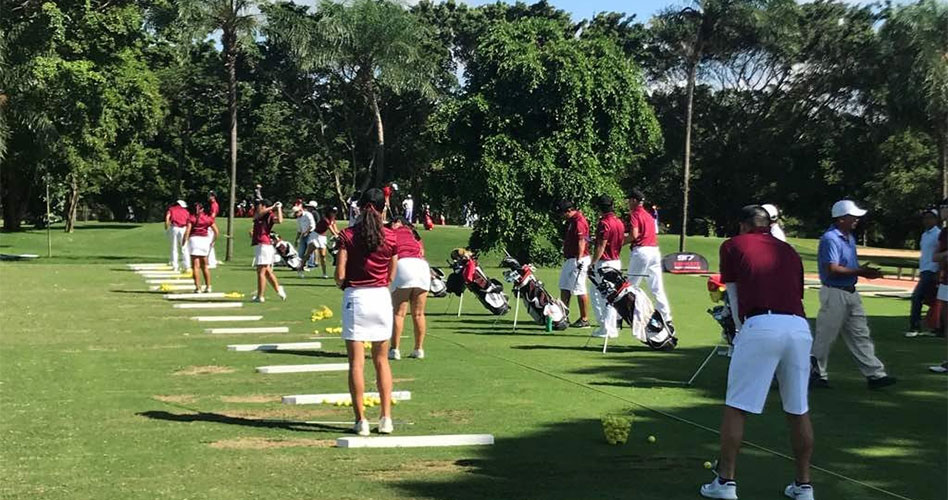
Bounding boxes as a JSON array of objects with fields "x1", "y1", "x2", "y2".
[
  {"x1": 761, "y1": 204, "x2": 786, "y2": 242},
  {"x1": 811, "y1": 200, "x2": 896, "y2": 389},
  {"x1": 295, "y1": 201, "x2": 318, "y2": 276},
  {"x1": 164, "y1": 200, "x2": 191, "y2": 273}
]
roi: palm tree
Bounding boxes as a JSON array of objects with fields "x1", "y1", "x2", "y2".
[
  {"x1": 650, "y1": 0, "x2": 761, "y2": 251},
  {"x1": 178, "y1": 0, "x2": 258, "y2": 261},
  {"x1": 267, "y1": 0, "x2": 438, "y2": 187}
]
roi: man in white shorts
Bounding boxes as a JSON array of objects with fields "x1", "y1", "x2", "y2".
[
  {"x1": 625, "y1": 189, "x2": 674, "y2": 331},
  {"x1": 557, "y1": 200, "x2": 591, "y2": 328},
  {"x1": 700, "y1": 205, "x2": 814, "y2": 500}
]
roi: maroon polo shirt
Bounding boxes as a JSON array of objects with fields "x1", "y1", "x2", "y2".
[
  {"x1": 719, "y1": 227, "x2": 805, "y2": 320},
  {"x1": 563, "y1": 211, "x2": 590, "y2": 259},
  {"x1": 596, "y1": 212, "x2": 625, "y2": 261},
  {"x1": 629, "y1": 205, "x2": 658, "y2": 248},
  {"x1": 339, "y1": 225, "x2": 397, "y2": 288}
]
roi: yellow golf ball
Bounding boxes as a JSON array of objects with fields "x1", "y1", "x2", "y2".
[{"x1": 647, "y1": 435, "x2": 656, "y2": 443}]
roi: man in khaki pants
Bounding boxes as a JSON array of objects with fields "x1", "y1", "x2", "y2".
[{"x1": 811, "y1": 200, "x2": 896, "y2": 390}]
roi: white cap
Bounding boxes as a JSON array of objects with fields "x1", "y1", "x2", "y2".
[
  {"x1": 391, "y1": 182, "x2": 399, "y2": 191},
  {"x1": 306, "y1": 200, "x2": 318, "y2": 209},
  {"x1": 831, "y1": 199, "x2": 867, "y2": 218},
  {"x1": 176, "y1": 200, "x2": 187, "y2": 208},
  {"x1": 761, "y1": 203, "x2": 779, "y2": 221}
]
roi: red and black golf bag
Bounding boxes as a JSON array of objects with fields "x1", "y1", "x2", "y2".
[
  {"x1": 588, "y1": 265, "x2": 677, "y2": 350},
  {"x1": 446, "y1": 250, "x2": 509, "y2": 315},
  {"x1": 500, "y1": 256, "x2": 569, "y2": 330}
]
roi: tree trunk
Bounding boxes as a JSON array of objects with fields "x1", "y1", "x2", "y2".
[
  {"x1": 368, "y1": 84, "x2": 385, "y2": 186},
  {"x1": 333, "y1": 169, "x2": 347, "y2": 218},
  {"x1": 224, "y1": 31, "x2": 238, "y2": 262},
  {"x1": 679, "y1": 61, "x2": 697, "y2": 253},
  {"x1": 65, "y1": 173, "x2": 80, "y2": 233}
]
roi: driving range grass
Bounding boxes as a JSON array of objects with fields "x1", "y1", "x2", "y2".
[{"x1": 1, "y1": 222, "x2": 945, "y2": 500}]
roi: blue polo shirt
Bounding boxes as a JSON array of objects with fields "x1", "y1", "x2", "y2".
[{"x1": 817, "y1": 225, "x2": 859, "y2": 287}]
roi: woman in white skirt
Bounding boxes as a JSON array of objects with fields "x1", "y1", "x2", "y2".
[
  {"x1": 387, "y1": 217, "x2": 430, "y2": 360},
  {"x1": 183, "y1": 201, "x2": 219, "y2": 293},
  {"x1": 251, "y1": 199, "x2": 287, "y2": 302},
  {"x1": 335, "y1": 188, "x2": 398, "y2": 436}
]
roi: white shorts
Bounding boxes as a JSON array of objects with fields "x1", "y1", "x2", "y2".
[
  {"x1": 392, "y1": 257, "x2": 431, "y2": 291},
  {"x1": 559, "y1": 256, "x2": 591, "y2": 295},
  {"x1": 341, "y1": 287, "x2": 393, "y2": 342},
  {"x1": 726, "y1": 314, "x2": 812, "y2": 415},
  {"x1": 312, "y1": 234, "x2": 329, "y2": 249},
  {"x1": 252, "y1": 244, "x2": 277, "y2": 267},
  {"x1": 938, "y1": 284, "x2": 948, "y2": 302},
  {"x1": 188, "y1": 235, "x2": 213, "y2": 257}
]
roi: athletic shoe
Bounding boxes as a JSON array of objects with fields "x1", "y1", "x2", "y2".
[
  {"x1": 251, "y1": 295, "x2": 265, "y2": 303},
  {"x1": 354, "y1": 419, "x2": 370, "y2": 437},
  {"x1": 193, "y1": 287, "x2": 202, "y2": 294},
  {"x1": 699, "y1": 478, "x2": 738, "y2": 499},
  {"x1": 322, "y1": 273, "x2": 329, "y2": 279},
  {"x1": 867, "y1": 375, "x2": 897, "y2": 389},
  {"x1": 388, "y1": 348, "x2": 401, "y2": 361},
  {"x1": 378, "y1": 416, "x2": 394, "y2": 434},
  {"x1": 202, "y1": 285, "x2": 211, "y2": 293},
  {"x1": 277, "y1": 286, "x2": 287, "y2": 301},
  {"x1": 929, "y1": 362, "x2": 948, "y2": 374},
  {"x1": 409, "y1": 349, "x2": 425, "y2": 359},
  {"x1": 784, "y1": 482, "x2": 815, "y2": 500},
  {"x1": 904, "y1": 330, "x2": 934, "y2": 338},
  {"x1": 570, "y1": 319, "x2": 591, "y2": 329}
]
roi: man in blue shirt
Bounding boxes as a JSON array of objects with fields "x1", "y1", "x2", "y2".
[{"x1": 811, "y1": 200, "x2": 896, "y2": 390}]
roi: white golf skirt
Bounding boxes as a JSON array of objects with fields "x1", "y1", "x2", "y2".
[
  {"x1": 939, "y1": 284, "x2": 948, "y2": 302},
  {"x1": 341, "y1": 286, "x2": 393, "y2": 342},
  {"x1": 188, "y1": 235, "x2": 213, "y2": 257},
  {"x1": 392, "y1": 257, "x2": 431, "y2": 291},
  {"x1": 252, "y1": 244, "x2": 277, "y2": 267},
  {"x1": 313, "y1": 234, "x2": 329, "y2": 249}
]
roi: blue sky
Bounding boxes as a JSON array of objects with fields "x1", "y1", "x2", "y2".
[{"x1": 461, "y1": 0, "x2": 677, "y2": 21}]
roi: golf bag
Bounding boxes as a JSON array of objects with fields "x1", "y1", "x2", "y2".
[
  {"x1": 271, "y1": 233, "x2": 304, "y2": 271},
  {"x1": 447, "y1": 254, "x2": 510, "y2": 315},
  {"x1": 500, "y1": 256, "x2": 569, "y2": 330},
  {"x1": 706, "y1": 274, "x2": 737, "y2": 345},
  {"x1": 588, "y1": 266, "x2": 678, "y2": 350},
  {"x1": 429, "y1": 267, "x2": 448, "y2": 298}
]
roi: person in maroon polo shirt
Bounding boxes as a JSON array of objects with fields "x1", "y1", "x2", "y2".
[
  {"x1": 589, "y1": 195, "x2": 626, "y2": 338},
  {"x1": 700, "y1": 206, "x2": 814, "y2": 500},
  {"x1": 556, "y1": 200, "x2": 591, "y2": 328},
  {"x1": 164, "y1": 200, "x2": 191, "y2": 273},
  {"x1": 625, "y1": 188, "x2": 674, "y2": 330},
  {"x1": 250, "y1": 199, "x2": 286, "y2": 302}
]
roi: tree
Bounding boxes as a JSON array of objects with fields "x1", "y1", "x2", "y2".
[
  {"x1": 443, "y1": 16, "x2": 661, "y2": 264},
  {"x1": 177, "y1": 0, "x2": 258, "y2": 261},
  {"x1": 649, "y1": 0, "x2": 763, "y2": 251},
  {"x1": 880, "y1": 0, "x2": 948, "y2": 198},
  {"x1": 266, "y1": 0, "x2": 442, "y2": 188}
]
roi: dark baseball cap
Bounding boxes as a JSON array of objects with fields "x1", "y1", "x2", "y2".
[
  {"x1": 555, "y1": 199, "x2": 575, "y2": 213},
  {"x1": 627, "y1": 188, "x2": 645, "y2": 201}
]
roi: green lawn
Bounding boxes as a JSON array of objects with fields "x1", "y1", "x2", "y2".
[{"x1": 1, "y1": 222, "x2": 944, "y2": 500}]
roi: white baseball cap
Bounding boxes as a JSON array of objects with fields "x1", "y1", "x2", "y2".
[
  {"x1": 760, "y1": 203, "x2": 779, "y2": 221},
  {"x1": 176, "y1": 200, "x2": 187, "y2": 208},
  {"x1": 306, "y1": 200, "x2": 319, "y2": 209},
  {"x1": 831, "y1": 200, "x2": 867, "y2": 218}
]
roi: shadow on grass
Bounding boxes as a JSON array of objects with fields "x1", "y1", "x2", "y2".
[
  {"x1": 136, "y1": 410, "x2": 345, "y2": 433},
  {"x1": 74, "y1": 224, "x2": 142, "y2": 230}
]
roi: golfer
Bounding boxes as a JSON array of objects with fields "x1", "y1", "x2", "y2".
[
  {"x1": 164, "y1": 200, "x2": 191, "y2": 273},
  {"x1": 295, "y1": 201, "x2": 318, "y2": 276},
  {"x1": 336, "y1": 188, "x2": 397, "y2": 436},
  {"x1": 388, "y1": 217, "x2": 430, "y2": 361},
  {"x1": 907, "y1": 208, "x2": 941, "y2": 336},
  {"x1": 303, "y1": 206, "x2": 341, "y2": 279},
  {"x1": 402, "y1": 195, "x2": 414, "y2": 223},
  {"x1": 626, "y1": 189, "x2": 674, "y2": 331},
  {"x1": 557, "y1": 200, "x2": 591, "y2": 328},
  {"x1": 207, "y1": 191, "x2": 220, "y2": 268},
  {"x1": 589, "y1": 195, "x2": 624, "y2": 338},
  {"x1": 182, "y1": 201, "x2": 218, "y2": 293},
  {"x1": 811, "y1": 200, "x2": 895, "y2": 389},
  {"x1": 700, "y1": 205, "x2": 813, "y2": 500},
  {"x1": 250, "y1": 199, "x2": 287, "y2": 303},
  {"x1": 761, "y1": 203, "x2": 787, "y2": 242},
  {"x1": 929, "y1": 198, "x2": 948, "y2": 373}
]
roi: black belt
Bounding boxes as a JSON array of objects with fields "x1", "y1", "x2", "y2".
[
  {"x1": 825, "y1": 284, "x2": 856, "y2": 293},
  {"x1": 743, "y1": 309, "x2": 798, "y2": 321}
]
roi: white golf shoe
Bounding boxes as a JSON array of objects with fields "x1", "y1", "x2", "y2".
[
  {"x1": 700, "y1": 478, "x2": 738, "y2": 499},
  {"x1": 388, "y1": 349, "x2": 401, "y2": 360},
  {"x1": 353, "y1": 419, "x2": 370, "y2": 437},
  {"x1": 277, "y1": 286, "x2": 287, "y2": 301},
  {"x1": 251, "y1": 295, "x2": 265, "y2": 303},
  {"x1": 378, "y1": 416, "x2": 394, "y2": 434},
  {"x1": 784, "y1": 482, "x2": 815, "y2": 500},
  {"x1": 409, "y1": 349, "x2": 425, "y2": 359}
]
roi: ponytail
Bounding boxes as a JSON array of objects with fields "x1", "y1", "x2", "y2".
[{"x1": 356, "y1": 188, "x2": 386, "y2": 252}]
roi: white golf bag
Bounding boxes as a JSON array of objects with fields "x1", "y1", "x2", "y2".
[{"x1": 588, "y1": 266, "x2": 677, "y2": 350}]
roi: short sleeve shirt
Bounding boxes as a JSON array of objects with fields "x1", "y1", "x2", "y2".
[
  {"x1": 297, "y1": 211, "x2": 316, "y2": 234},
  {"x1": 339, "y1": 226, "x2": 397, "y2": 288},
  {"x1": 252, "y1": 213, "x2": 275, "y2": 246},
  {"x1": 629, "y1": 205, "x2": 658, "y2": 247},
  {"x1": 315, "y1": 217, "x2": 335, "y2": 235},
  {"x1": 919, "y1": 226, "x2": 941, "y2": 274},
  {"x1": 719, "y1": 228, "x2": 805, "y2": 320},
  {"x1": 209, "y1": 199, "x2": 220, "y2": 219},
  {"x1": 188, "y1": 213, "x2": 214, "y2": 237},
  {"x1": 394, "y1": 226, "x2": 424, "y2": 259},
  {"x1": 564, "y1": 212, "x2": 590, "y2": 259},
  {"x1": 596, "y1": 212, "x2": 625, "y2": 261},
  {"x1": 167, "y1": 206, "x2": 189, "y2": 227},
  {"x1": 817, "y1": 226, "x2": 858, "y2": 287}
]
